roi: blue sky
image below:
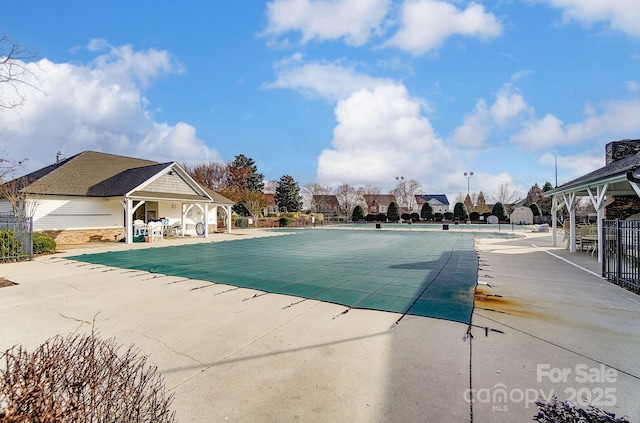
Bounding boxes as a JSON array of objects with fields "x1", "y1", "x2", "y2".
[{"x1": 2, "y1": 1, "x2": 640, "y2": 202}]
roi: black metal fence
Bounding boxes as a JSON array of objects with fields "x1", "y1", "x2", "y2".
[
  {"x1": 0, "y1": 213, "x2": 33, "y2": 262},
  {"x1": 602, "y1": 219, "x2": 640, "y2": 293}
]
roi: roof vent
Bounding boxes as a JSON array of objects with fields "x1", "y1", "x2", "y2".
[{"x1": 56, "y1": 151, "x2": 65, "y2": 164}]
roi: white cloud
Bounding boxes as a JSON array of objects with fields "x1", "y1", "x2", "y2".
[
  {"x1": 626, "y1": 81, "x2": 640, "y2": 93},
  {"x1": 450, "y1": 84, "x2": 532, "y2": 148},
  {"x1": 87, "y1": 38, "x2": 184, "y2": 88},
  {"x1": 542, "y1": 0, "x2": 640, "y2": 38},
  {"x1": 384, "y1": 0, "x2": 502, "y2": 55},
  {"x1": 263, "y1": 0, "x2": 391, "y2": 46},
  {"x1": 265, "y1": 55, "x2": 395, "y2": 101},
  {"x1": 511, "y1": 99, "x2": 640, "y2": 151},
  {"x1": 317, "y1": 84, "x2": 453, "y2": 187},
  {"x1": 0, "y1": 42, "x2": 220, "y2": 174}
]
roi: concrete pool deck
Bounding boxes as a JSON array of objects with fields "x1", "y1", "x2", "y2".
[{"x1": 0, "y1": 228, "x2": 638, "y2": 422}]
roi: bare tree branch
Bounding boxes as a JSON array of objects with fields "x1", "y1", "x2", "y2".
[{"x1": 0, "y1": 34, "x2": 39, "y2": 111}]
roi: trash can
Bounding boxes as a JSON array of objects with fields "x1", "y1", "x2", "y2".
[
  {"x1": 376, "y1": 223, "x2": 381, "y2": 229},
  {"x1": 442, "y1": 224, "x2": 449, "y2": 230},
  {"x1": 236, "y1": 218, "x2": 249, "y2": 228}
]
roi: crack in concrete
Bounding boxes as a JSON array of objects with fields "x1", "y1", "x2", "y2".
[
  {"x1": 131, "y1": 331, "x2": 205, "y2": 367},
  {"x1": 58, "y1": 312, "x2": 91, "y2": 324}
]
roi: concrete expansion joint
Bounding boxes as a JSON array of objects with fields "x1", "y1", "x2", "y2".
[{"x1": 467, "y1": 323, "x2": 505, "y2": 338}]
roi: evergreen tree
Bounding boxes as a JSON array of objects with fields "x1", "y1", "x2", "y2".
[
  {"x1": 352, "y1": 205, "x2": 364, "y2": 221},
  {"x1": 530, "y1": 203, "x2": 542, "y2": 217},
  {"x1": 476, "y1": 191, "x2": 490, "y2": 214},
  {"x1": 525, "y1": 182, "x2": 552, "y2": 215},
  {"x1": 274, "y1": 175, "x2": 302, "y2": 212},
  {"x1": 228, "y1": 154, "x2": 264, "y2": 193},
  {"x1": 420, "y1": 202, "x2": 433, "y2": 220},
  {"x1": 226, "y1": 154, "x2": 264, "y2": 215},
  {"x1": 387, "y1": 201, "x2": 400, "y2": 222},
  {"x1": 453, "y1": 202, "x2": 468, "y2": 221},
  {"x1": 492, "y1": 202, "x2": 507, "y2": 221}
]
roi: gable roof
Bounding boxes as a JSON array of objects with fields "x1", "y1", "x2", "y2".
[
  {"x1": 416, "y1": 194, "x2": 449, "y2": 205},
  {"x1": 18, "y1": 151, "x2": 158, "y2": 196},
  {"x1": 203, "y1": 188, "x2": 235, "y2": 205},
  {"x1": 7, "y1": 150, "x2": 232, "y2": 203},
  {"x1": 546, "y1": 152, "x2": 640, "y2": 197},
  {"x1": 363, "y1": 194, "x2": 395, "y2": 205},
  {"x1": 312, "y1": 194, "x2": 340, "y2": 208}
]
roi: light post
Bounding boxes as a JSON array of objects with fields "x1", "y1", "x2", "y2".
[
  {"x1": 395, "y1": 176, "x2": 404, "y2": 219},
  {"x1": 553, "y1": 152, "x2": 558, "y2": 188},
  {"x1": 464, "y1": 171, "x2": 473, "y2": 197},
  {"x1": 464, "y1": 171, "x2": 473, "y2": 224}
]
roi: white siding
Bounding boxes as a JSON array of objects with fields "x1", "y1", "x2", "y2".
[
  {"x1": 0, "y1": 200, "x2": 12, "y2": 214},
  {"x1": 31, "y1": 196, "x2": 123, "y2": 230}
]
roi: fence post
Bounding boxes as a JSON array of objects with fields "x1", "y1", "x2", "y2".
[{"x1": 615, "y1": 219, "x2": 622, "y2": 286}]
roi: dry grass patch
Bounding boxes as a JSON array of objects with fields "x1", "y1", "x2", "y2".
[{"x1": 0, "y1": 277, "x2": 16, "y2": 288}]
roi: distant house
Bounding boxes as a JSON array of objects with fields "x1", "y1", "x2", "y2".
[
  {"x1": 415, "y1": 194, "x2": 450, "y2": 214},
  {"x1": 0, "y1": 151, "x2": 234, "y2": 244},
  {"x1": 363, "y1": 194, "x2": 396, "y2": 215},
  {"x1": 263, "y1": 193, "x2": 278, "y2": 215},
  {"x1": 311, "y1": 195, "x2": 340, "y2": 215}
]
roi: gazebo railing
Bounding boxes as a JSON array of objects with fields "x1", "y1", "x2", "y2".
[{"x1": 602, "y1": 219, "x2": 640, "y2": 293}]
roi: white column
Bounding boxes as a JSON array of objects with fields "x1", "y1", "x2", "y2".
[
  {"x1": 203, "y1": 203, "x2": 209, "y2": 237},
  {"x1": 587, "y1": 184, "x2": 608, "y2": 263},
  {"x1": 125, "y1": 198, "x2": 133, "y2": 244},
  {"x1": 563, "y1": 192, "x2": 576, "y2": 253},
  {"x1": 227, "y1": 205, "x2": 232, "y2": 232},
  {"x1": 551, "y1": 196, "x2": 558, "y2": 247}
]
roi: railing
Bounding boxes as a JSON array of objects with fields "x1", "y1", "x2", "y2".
[
  {"x1": 0, "y1": 213, "x2": 33, "y2": 262},
  {"x1": 602, "y1": 219, "x2": 640, "y2": 293}
]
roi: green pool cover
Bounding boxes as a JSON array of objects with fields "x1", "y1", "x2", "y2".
[{"x1": 68, "y1": 229, "x2": 517, "y2": 324}]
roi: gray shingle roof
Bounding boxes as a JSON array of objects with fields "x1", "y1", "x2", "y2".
[
  {"x1": 546, "y1": 152, "x2": 640, "y2": 196},
  {"x1": 7, "y1": 150, "x2": 234, "y2": 204},
  {"x1": 19, "y1": 151, "x2": 158, "y2": 196}
]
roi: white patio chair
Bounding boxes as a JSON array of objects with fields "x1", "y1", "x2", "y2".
[
  {"x1": 133, "y1": 222, "x2": 148, "y2": 238},
  {"x1": 149, "y1": 221, "x2": 163, "y2": 242}
]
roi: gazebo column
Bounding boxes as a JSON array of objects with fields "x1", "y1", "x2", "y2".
[
  {"x1": 563, "y1": 192, "x2": 577, "y2": 252},
  {"x1": 586, "y1": 184, "x2": 608, "y2": 263},
  {"x1": 227, "y1": 205, "x2": 232, "y2": 232},
  {"x1": 551, "y1": 196, "x2": 565, "y2": 247}
]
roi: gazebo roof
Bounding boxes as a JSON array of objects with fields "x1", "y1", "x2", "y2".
[{"x1": 545, "y1": 152, "x2": 640, "y2": 197}]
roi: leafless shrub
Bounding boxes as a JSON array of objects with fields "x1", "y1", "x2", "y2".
[{"x1": 0, "y1": 330, "x2": 176, "y2": 422}]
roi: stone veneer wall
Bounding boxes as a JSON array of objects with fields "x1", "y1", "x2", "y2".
[
  {"x1": 42, "y1": 228, "x2": 125, "y2": 245},
  {"x1": 605, "y1": 139, "x2": 640, "y2": 165},
  {"x1": 605, "y1": 139, "x2": 640, "y2": 220},
  {"x1": 606, "y1": 197, "x2": 640, "y2": 220}
]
